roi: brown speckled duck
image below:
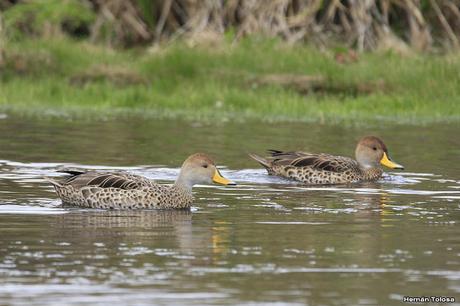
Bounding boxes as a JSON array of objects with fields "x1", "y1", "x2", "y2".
[
  {"x1": 249, "y1": 136, "x2": 404, "y2": 185},
  {"x1": 46, "y1": 153, "x2": 235, "y2": 209}
]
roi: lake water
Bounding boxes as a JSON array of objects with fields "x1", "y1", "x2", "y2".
[{"x1": 0, "y1": 115, "x2": 459, "y2": 305}]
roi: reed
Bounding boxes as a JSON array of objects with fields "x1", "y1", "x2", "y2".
[{"x1": 2, "y1": 0, "x2": 460, "y2": 51}]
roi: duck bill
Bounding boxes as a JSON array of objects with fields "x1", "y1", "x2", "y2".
[
  {"x1": 212, "y1": 169, "x2": 236, "y2": 185},
  {"x1": 380, "y1": 152, "x2": 404, "y2": 170}
]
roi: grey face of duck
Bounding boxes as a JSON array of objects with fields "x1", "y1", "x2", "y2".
[
  {"x1": 175, "y1": 153, "x2": 235, "y2": 190},
  {"x1": 355, "y1": 136, "x2": 404, "y2": 170}
]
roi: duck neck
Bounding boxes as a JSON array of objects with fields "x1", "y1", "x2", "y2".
[
  {"x1": 174, "y1": 174, "x2": 194, "y2": 194},
  {"x1": 359, "y1": 165, "x2": 383, "y2": 181},
  {"x1": 169, "y1": 178, "x2": 194, "y2": 208}
]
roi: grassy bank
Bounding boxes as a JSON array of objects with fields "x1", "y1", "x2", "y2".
[{"x1": 1, "y1": 38, "x2": 460, "y2": 124}]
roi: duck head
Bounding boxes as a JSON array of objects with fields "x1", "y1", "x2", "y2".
[
  {"x1": 355, "y1": 136, "x2": 404, "y2": 170},
  {"x1": 175, "y1": 153, "x2": 235, "y2": 189}
]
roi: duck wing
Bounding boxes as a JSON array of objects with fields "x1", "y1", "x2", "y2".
[
  {"x1": 56, "y1": 170, "x2": 155, "y2": 190},
  {"x1": 268, "y1": 150, "x2": 357, "y2": 173}
]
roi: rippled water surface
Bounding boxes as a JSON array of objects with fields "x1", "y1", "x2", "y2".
[{"x1": 0, "y1": 115, "x2": 459, "y2": 305}]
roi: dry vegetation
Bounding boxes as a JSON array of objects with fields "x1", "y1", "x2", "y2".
[
  {"x1": 1, "y1": 1, "x2": 460, "y2": 123},
  {"x1": 88, "y1": 0, "x2": 460, "y2": 52},
  {"x1": 1, "y1": 0, "x2": 460, "y2": 52}
]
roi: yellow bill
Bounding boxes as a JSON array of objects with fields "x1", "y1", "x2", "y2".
[
  {"x1": 212, "y1": 169, "x2": 236, "y2": 185},
  {"x1": 380, "y1": 152, "x2": 404, "y2": 170}
]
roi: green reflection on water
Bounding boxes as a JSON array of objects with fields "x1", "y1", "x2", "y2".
[{"x1": 0, "y1": 115, "x2": 459, "y2": 305}]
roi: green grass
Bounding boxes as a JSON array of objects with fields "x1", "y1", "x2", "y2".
[{"x1": 1, "y1": 37, "x2": 460, "y2": 124}]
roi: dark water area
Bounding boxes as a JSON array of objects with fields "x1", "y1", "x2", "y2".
[{"x1": 0, "y1": 114, "x2": 459, "y2": 305}]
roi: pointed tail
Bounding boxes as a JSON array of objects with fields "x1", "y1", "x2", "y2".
[
  {"x1": 43, "y1": 177, "x2": 63, "y2": 188},
  {"x1": 248, "y1": 153, "x2": 271, "y2": 170}
]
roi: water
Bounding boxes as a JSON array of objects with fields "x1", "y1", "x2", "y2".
[{"x1": 0, "y1": 115, "x2": 459, "y2": 305}]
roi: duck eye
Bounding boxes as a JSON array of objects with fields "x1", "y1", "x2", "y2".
[
  {"x1": 372, "y1": 147, "x2": 377, "y2": 151},
  {"x1": 202, "y1": 164, "x2": 208, "y2": 168}
]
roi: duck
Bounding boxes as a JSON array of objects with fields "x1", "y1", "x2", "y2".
[
  {"x1": 46, "y1": 153, "x2": 235, "y2": 209},
  {"x1": 249, "y1": 136, "x2": 403, "y2": 185}
]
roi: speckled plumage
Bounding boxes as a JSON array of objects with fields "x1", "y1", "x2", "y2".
[
  {"x1": 48, "y1": 170, "x2": 194, "y2": 209},
  {"x1": 46, "y1": 153, "x2": 234, "y2": 210},
  {"x1": 251, "y1": 151, "x2": 382, "y2": 185},
  {"x1": 250, "y1": 136, "x2": 403, "y2": 185}
]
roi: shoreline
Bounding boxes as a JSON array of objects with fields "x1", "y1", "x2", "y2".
[{"x1": 1, "y1": 38, "x2": 459, "y2": 124}]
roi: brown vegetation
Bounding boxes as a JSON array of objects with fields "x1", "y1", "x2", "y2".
[
  {"x1": 1, "y1": 0, "x2": 460, "y2": 52},
  {"x1": 88, "y1": 0, "x2": 460, "y2": 52},
  {"x1": 69, "y1": 65, "x2": 148, "y2": 87},
  {"x1": 252, "y1": 73, "x2": 388, "y2": 95}
]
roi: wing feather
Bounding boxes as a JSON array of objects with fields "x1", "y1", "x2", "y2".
[
  {"x1": 58, "y1": 171, "x2": 154, "y2": 190},
  {"x1": 268, "y1": 150, "x2": 357, "y2": 173}
]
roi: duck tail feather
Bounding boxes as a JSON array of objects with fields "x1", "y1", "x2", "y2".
[
  {"x1": 57, "y1": 168, "x2": 86, "y2": 176},
  {"x1": 43, "y1": 177, "x2": 63, "y2": 188},
  {"x1": 267, "y1": 149, "x2": 284, "y2": 156},
  {"x1": 248, "y1": 153, "x2": 271, "y2": 169}
]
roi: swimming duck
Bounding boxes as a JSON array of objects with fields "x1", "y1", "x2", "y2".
[
  {"x1": 46, "y1": 153, "x2": 235, "y2": 209},
  {"x1": 249, "y1": 136, "x2": 403, "y2": 185}
]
